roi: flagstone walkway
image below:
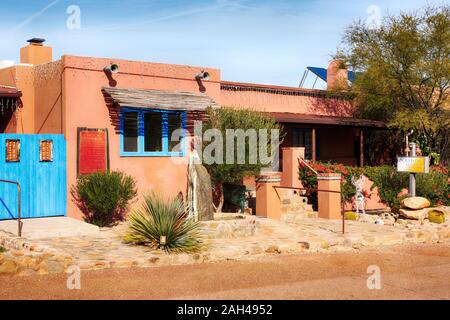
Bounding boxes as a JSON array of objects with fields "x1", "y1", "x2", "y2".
[{"x1": 1, "y1": 213, "x2": 449, "y2": 276}]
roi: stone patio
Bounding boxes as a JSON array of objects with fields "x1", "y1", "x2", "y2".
[
  {"x1": 1, "y1": 212, "x2": 450, "y2": 276},
  {"x1": 0, "y1": 217, "x2": 100, "y2": 239}
]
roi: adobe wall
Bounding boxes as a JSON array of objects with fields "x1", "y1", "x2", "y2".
[{"x1": 60, "y1": 55, "x2": 221, "y2": 219}]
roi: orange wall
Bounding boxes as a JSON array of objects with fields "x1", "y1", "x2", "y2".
[
  {"x1": 34, "y1": 61, "x2": 63, "y2": 134},
  {"x1": 220, "y1": 86, "x2": 354, "y2": 117},
  {"x1": 60, "y1": 55, "x2": 221, "y2": 219}
]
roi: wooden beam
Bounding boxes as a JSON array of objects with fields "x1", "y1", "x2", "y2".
[
  {"x1": 312, "y1": 128, "x2": 316, "y2": 162},
  {"x1": 360, "y1": 129, "x2": 364, "y2": 167}
]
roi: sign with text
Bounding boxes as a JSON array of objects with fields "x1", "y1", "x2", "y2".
[{"x1": 397, "y1": 156, "x2": 429, "y2": 173}]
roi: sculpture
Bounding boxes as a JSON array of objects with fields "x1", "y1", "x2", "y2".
[{"x1": 352, "y1": 175, "x2": 366, "y2": 215}]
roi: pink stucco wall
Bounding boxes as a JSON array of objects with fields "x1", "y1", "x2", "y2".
[
  {"x1": 1, "y1": 50, "x2": 371, "y2": 220},
  {"x1": 59, "y1": 55, "x2": 221, "y2": 219}
]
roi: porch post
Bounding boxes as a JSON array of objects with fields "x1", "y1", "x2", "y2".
[
  {"x1": 312, "y1": 128, "x2": 316, "y2": 162},
  {"x1": 359, "y1": 129, "x2": 364, "y2": 167}
]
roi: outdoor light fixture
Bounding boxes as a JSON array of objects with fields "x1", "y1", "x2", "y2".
[
  {"x1": 160, "y1": 235, "x2": 167, "y2": 245},
  {"x1": 39, "y1": 140, "x2": 53, "y2": 162},
  {"x1": 195, "y1": 70, "x2": 210, "y2": 81},
  {"x1": 103, "y1": 64, "x2": 119, "y2": 74}
]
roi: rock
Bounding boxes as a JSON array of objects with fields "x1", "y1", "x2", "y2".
[
  {"x1": 401, "y1": 197, "x2": 430, "y2": 210},
  {"x1": 428, "y1": 210, "x2": 446, "y2": 224},
  {"x1": 194, "y1": 164, "x2": 214, "y2": 221},
  {"x1": 265, "y1": 245, "x2": 280, "y2": 254},
  {"x1": 399, "y1": 208, "x2": 428, "y2": 220},
  {"x1": 0, "y1": 260, "x2": 18, "y2": 274},
  {"x1": 344, "y1": 211, "x2": 358, "y2": 221}
]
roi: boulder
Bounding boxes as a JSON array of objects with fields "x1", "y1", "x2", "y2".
[
  {"x1": 399, "y1": 208, "x2": 428, "y2": 220},
  {"x1": 194, "y1": 164, "x2": 214, "y2": 221},
  {"x1": 401, "y1": 197, "x2": 431, "y2": 210},
  {"x1": 428, "y1": 209, "x2": 446, "y2": 224}
]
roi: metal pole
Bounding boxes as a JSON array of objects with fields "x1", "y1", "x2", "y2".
[
  {"x1": 0, "y1": 179, "x2": 22, "y2": 237},
  {"x1": 409, "y1": 143, "x2": 416, "y2": 197}
]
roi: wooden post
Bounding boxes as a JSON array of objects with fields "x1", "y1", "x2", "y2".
[
  {"x1": 359, "y1": 129, "x2": 364, "y2": 167},
  {"x1": 312, "y1": 128, "x2": 316, "y2": 162}
]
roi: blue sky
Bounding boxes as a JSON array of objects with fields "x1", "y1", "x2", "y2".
[{"x1": 0, "y1": 0, "x2": 437, "y2": 87}]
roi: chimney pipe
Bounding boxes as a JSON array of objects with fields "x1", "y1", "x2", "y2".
[
  {"x1": 327, "y1": 60, "x2": 348, "y2": 90},
  {"x1": 20, "y1": 38, "x2": 52, "y2": 65}
]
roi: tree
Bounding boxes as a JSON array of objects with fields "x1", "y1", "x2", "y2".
[
  {"x1": 336, "y1": 5, "x2": 450, "y2": 164},
  {"x1": 202, "y1": 107, "x2": 284, "y2": 212}
]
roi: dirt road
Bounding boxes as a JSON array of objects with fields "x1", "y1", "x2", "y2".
[{"x1": 1, "y1": 243, "x2": 449, "y2": 300}]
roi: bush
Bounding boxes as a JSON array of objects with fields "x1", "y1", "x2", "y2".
[
  {"x1": 299, "y1": 162, "x2": 362, "y2": 208},
  {"x1": 0, "y1": 246, "x2": 7, "y2": 253},
  {"x1": 72, "y1": 171, "x2": 137, "y2": 227},
  {"x1": 364, "y1": 166, "x2": 408, "y2": 214},
  {"x1": 299, "y1": 163, "x2": 450, "y2": 214},
  {"x1": 124, "y1": 193, "x2": 202, "y2": 253},
  {"x1": 416, "y1": 169, "x2": 449, "y2": 206},
  {"x1": 203, "y1": 106, "x2": 284, "y2": 212}
]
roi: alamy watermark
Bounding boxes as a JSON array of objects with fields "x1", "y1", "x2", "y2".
[
  {"x1": 367, "y1": 265, "x2": 381, "y2": 290},
  {"x1": 66, "y1": 5, "x2": 81, "y2": 30},
  {"x1": 169, "y1": 120, "x2": 280, "y2": 171},
  {"x1": 66, "y1": 265, "x2": 81, "y2": 290},
  {"x1": 366, "y1": 5, "x2": 382, "y2": 30}
]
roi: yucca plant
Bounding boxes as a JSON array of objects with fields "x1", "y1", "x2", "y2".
[{"x1": 124, "y1": 193, "x2": 203, "y2": 253}]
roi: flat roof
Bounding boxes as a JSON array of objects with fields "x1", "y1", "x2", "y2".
[
  {"x1": 0, "y1": 86, "x2": 21, "y2": 98},
  {"x1": 269, "y1": 112, "x2": 387, "y2": 129}
]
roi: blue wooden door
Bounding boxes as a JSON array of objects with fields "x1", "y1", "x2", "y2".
[{"x1": 0, "y1": 134, "x2": 66, "y2": 220}]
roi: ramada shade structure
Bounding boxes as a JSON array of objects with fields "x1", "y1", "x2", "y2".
[
  {"x1": 102, "y1": 87, "x2": 218, "y2": 111},
  {"x1": 269, "y1": 112, "x2": 387, "y2": 129}
]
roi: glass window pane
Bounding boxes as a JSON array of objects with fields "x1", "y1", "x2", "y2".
[
  {"x1": 144, "y1": 112, "x2": 163, "y2": 152},
  {"x1": 6, "y1": 139, "x2": 20, "y2": 162},
  {"x1": 168, "y1": 113, "x2": 183, "y2": 152},
  {"x1": 304, "y1": 130, "x2": 312, "y2": 159},
  {"x1": 123, "y1": 112, "x2": 138, "y2": 152}
]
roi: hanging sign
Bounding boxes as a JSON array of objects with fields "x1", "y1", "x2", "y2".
[{"x1": 397, "y1": 156, "x2": 429, "y2": 173}]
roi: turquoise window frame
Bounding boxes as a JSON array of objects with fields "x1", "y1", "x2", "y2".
[{"x1": 120, "y1": 107, "x2": 186, "y2": 157}]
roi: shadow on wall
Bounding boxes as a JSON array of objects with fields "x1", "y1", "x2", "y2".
[{"x1": 308, "y1": 95, "x2": 355, "y2": 117}]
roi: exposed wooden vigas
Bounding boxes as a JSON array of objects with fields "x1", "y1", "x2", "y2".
[{"x1": 102, "y1": 87, "x2": 218, "y2": 111}]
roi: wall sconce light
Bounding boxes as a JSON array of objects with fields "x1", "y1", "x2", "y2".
[
  {"x1": 195, "y1": 70, "x2": 210, "y2": 81},
  {"x1": 103, "y1": 64, "x2": 119, "y2": 74}
]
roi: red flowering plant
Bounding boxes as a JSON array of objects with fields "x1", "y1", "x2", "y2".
[{"x1": 298, "y1": 161, "x2": 363, "y2": 207}]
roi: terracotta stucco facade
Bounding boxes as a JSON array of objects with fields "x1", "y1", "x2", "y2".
[{"x1": 1, "y1": 42, "x2": 374, "y2": 219}]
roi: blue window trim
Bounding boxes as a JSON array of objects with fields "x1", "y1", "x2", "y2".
[{"x1": 120, "y1": 107, "x2": 186, "y2": 157}]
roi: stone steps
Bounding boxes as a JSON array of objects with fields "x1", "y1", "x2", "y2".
[
  {"x1": 278, "y1": 188, "x2": 316, "y2": 222},
  {"x1": 280, "y1": 211, "x2": 318, "y2": 223}
]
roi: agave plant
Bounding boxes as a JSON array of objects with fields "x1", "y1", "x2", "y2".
[{"x1": 124, "y1": 193, "x2": 203, "y2": 253}]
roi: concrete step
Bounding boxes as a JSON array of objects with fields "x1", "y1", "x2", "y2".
[{"x1": 280, "y1": 211, "x2": 318, "y2": 222}]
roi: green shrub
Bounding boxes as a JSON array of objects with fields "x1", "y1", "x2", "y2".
[
  {"x1": 299, "y1": 162, "x2": 449, "y2": 214},
  {"x1": 363, "y1": 166, "x2": 408, "y2": 214},
  {"x1": 72, "y1": 171, "x2": 137, "y2": 227},
  {"x1": 416, "y1": 171, "x2": 449, "y2": 206},
  {"x1": 0, "y1": 246, "x2": 7, "y2": 253},
  {"x1": 298, "y1": 161, "x2": 362, "y2": 209},
  {"x1": 124, "y1": 193, "x2": 202, "y2": 253}
]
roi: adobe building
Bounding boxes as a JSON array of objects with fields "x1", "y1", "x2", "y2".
[{"x1": 0, "y1": 39, "x2": 385, "y2": 220}]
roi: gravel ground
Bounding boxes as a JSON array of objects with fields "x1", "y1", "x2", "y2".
[{"x1": 1, "y1": 242, "x2": 449, "y2": 300}]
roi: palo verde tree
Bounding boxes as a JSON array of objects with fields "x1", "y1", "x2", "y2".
[
  {"x1": 202, "y1": 106, "x2": 284, "y2": 212},
  {"x1": 336, "y1": 5, "x2": 450, "y2": 164}
]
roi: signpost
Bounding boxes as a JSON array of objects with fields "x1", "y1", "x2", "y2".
[{"x1": 397, "y1": 142, "x2": 430, "y2": 197}]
